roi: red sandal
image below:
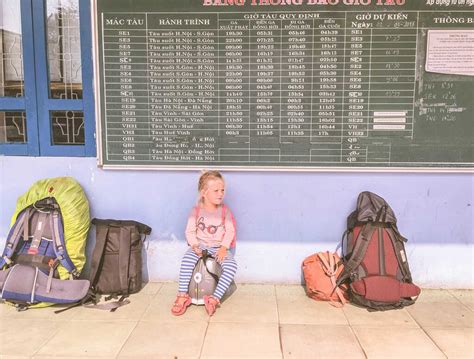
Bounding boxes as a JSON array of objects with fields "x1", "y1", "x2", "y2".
[
  {"x1": 203, "y1": 295, "x2": 220, "y2": 316},
  {"x1": 171, "y1": 293, "x2": 192, "y2": 316}
]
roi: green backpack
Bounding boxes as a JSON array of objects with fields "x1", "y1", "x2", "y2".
[{"x1": 0, "y1": 177, "x2": 90, "y2": 309}]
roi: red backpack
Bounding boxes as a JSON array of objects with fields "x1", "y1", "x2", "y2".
[{"x1": 337, "y1": 191, "x2": 421, "y2": 311}]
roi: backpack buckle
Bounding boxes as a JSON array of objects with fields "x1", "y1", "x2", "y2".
[
  {"x1": 27, "y1": 248, "x2": 38, "y2": 255},
  {"x1": 48, "y1": 259, "x2": 57, "y2": 267}
]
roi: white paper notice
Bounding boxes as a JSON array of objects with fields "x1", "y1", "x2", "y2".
[{"x1": 425, "y1": 30, "x2": 474, "y2": 76}]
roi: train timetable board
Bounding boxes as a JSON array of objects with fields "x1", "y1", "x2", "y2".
[{"x1": 93, "y1": 0, "x2": 474, "y2": 170}]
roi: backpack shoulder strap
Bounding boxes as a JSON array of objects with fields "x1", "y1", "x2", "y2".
[
  {"x1": 0, "y1": 209, "x2": 30, "y2": 268},
  {"x1": 386, "y1": 226, "x2": 413, "y2": 282},
  {"x1": 50, "y1": 209, "x2": 78, "y2": 276},
  {"x1": 27, "y1": 211, "x2": 48, "y2": 255},
  {"x1": 118, "y1": 225, "x2": 132, "y2": 294},
  {"x1": 89, "y1": 220, "x2": 137, "y2": 294},
  {"x1": 194, "y1": 206, "x2": 200, "y2": 225},
  {"x1": 89, "y1": 219, "x2": 110, "y2": 288},
  {"x1": 84, "y1": 297, "x2": 131, "y2": 311},
  {"x1": 221, "y1": 204, "x2": 237, "y2": 248},
  {"x1": 337, "y1": 223, "x2": 376, "y2": 285},
  {"x1": 221, "y1": 204, "x2": 227, "y2": 224},
  {"x1": 202, "y1": 250, "x2": 220, "y2": 283}
]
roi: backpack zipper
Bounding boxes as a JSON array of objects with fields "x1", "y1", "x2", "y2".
[{"x1": 378, "y1": 227, "x2": 386, "y2": 276}]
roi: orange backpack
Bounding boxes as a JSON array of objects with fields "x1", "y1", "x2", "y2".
[{"x1": 302, "y1": 251, "x2": 348, "y2": 307}]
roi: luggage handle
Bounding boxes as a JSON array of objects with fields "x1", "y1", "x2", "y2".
[{"x1": 201, "y1": 250, "x2": 220, "y2": 283}]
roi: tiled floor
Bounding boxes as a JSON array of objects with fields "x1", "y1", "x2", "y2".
[{"x1": 0, "y1": 284, "x2": 473, "y2": 358}]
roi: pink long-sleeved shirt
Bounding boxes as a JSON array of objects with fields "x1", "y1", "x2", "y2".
[{"x1": 185, "y1": 205, "x2": 236, "y2": 248}]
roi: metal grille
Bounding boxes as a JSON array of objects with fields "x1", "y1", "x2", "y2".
[
  {"x1": 0, "y1": 111, "x2": 27, "y2": 143},
  {"x1": 50, "y1": 110, "x2": 84, "y2": 145},
  {"x1": 47, "y1": 0, "x2": 82, "y2": 99},
  {"x1": 1, "y1": 0, "x2": 24, "y2": 97}
]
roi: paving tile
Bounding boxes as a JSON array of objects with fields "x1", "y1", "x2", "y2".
[
  {"x1": 1, "y1": 286, "x2": 472, "y2": 359},
  {"x1": 276, "y1": 285, "x2": 348, "y2": 325},
  {"x1": 417, "y1": 289, "x2": 459, "y2": 303},
  {"x1": 139, "y1": 281, "x2": 163, "y2": 296},
  {"x1": 159, "y1": 281, "x2": 274, "y2": 297},
  {"x1": 201, "y1": 356, "x2": 281, "y2": 359},
  {"x1": 142, "y1": 293, "x2": 210, "y2": 322},
  {"x1": 201, "y1": 322, "x2": 281, "y2": 358},
  {"x1": 276, "y1": 284, "x2": 308, "y2": 299},
  {"x1": 210, "y1": 284, "x2": 278, "y2": 323},
  {"x1": 425, "y1": 327, "x2": 474, "y2": 359},
  {"x1": 0, "y1": 301, "x2": 14, "y2": 318},
  {"x1": 118, "y1": 320, "x2": 207, "y2": 357},
  {"x1": 156, "y1": 281, "x2": 180, "y2": 296},
  {"x1": 280, "y1": 324, "x2": 364, "y2": 358},
  {"x1": 36, "y1": 320, "x2": 137, "y2": 357},
  {"x1": 69, "y1": 293, "x2": 153, "y2": 321},
  {"x1": 343, "y1": 305, "x2": 419, "y2": 328},
  {"x1": 226, "y1": 283, "x2": 276, "y2": 296},
  {"x1": 146, "y1": 282, "x2": 277, "y2": 323},
  {"x1": 0, "y1": 319, "x2": 63, "y2": 356},
  {"x1": 353, "y1": 327, "x2": 445, "y2": 358},
  {"x1": 0, "y1": 302, "x2": 77, "y2": 320},
  {"x1": 449, "y1": 290, "x2": 474, "y2": 311},
  {"x1": 406, "y1": 302, "x2": 474, "y2": 328}
]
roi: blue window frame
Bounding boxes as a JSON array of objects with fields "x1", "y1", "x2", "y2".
[{"x1": 0, "y1": 0, "x2": 95, "y2": 156}]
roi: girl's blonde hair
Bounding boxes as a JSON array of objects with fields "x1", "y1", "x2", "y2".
[{"x1": 198, "y1": 170, "x2": 224, "y2": 202}]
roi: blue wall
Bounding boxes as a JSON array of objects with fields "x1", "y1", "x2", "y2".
[{"x1": 1, "y1": 156, "x2": 473, "y2": 288}]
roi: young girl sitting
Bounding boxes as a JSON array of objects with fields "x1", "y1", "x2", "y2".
[{"x1": 171, "y1": 170, "x2": 238, "y2": 316}]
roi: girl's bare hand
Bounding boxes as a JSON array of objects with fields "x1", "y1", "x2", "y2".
[
  {"x1": 216, "y1": 246, "x2": 227, "y2": 263},
  {"x1": 192, "y1": 245, "x2": 202, "y2": 256}
]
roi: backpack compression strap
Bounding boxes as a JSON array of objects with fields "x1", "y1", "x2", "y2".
[
  {"x1": 317, "y1": 252, "x2": 347, "y2": 307},
  {"x1": 0, "y1": 208, "x2": 30, "y2": 268},
  {"x1": 336, "y1": 223, "x2": 376, "y2": 286}
]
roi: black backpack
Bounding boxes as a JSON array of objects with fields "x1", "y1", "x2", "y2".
[
  {"x1": 87, "y1": 218, "x2": 151, "y2": 310},
  {"x1": 337, "y1": 191, "x2": 421, "y2": 311},
  {"x1": 55, "y1": 218, "x2": 152, "y2": 313}
]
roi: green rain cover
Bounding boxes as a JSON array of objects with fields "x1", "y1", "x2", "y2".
[{"x1": 11, "y1": 176, "x2": 90, "y2": 280}]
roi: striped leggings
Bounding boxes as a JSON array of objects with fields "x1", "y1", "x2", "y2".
[{"x1": 178, "y1": 246, "x2": 238, "y2": 300}]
